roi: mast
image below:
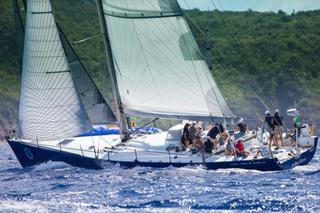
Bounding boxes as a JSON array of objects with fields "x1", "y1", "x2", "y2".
[{"x1": 95, "y1": 0, "x2": 129, "y2": 140}]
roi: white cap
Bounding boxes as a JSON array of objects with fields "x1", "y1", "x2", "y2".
[
  {"x1": 275, "y1": 109, "x2": 279, "y2": 113},
  {"x1": 265, "y1": 110, "x2": 270, "y2": 115}
]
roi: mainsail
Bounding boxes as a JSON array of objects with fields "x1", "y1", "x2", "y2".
[
  {"x1": 57, "y1": 24, "x2": 116, "y2": 124},
  {"x1": 19, "y1": 0, "x2": 92, "y2": 140},
  {"x1": 100, "y1": 0, "x2": 233, "y2": 121}
]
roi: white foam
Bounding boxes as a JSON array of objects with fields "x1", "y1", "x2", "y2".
[
  {"x1": 0, "y1": 200, "x2": 49, "y2": 213},
  {"x1": 292, "y1": 164, "x2": 320, "y2": 173},
  {"x1": 32, "y1": 161, "x2": 70, "y2": 172},
  {"x1": 210, "y1": 168, "x2": 267, "y2": 175}
]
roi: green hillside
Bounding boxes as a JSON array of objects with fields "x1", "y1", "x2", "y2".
[
  {"x1": 0, "y1": 0, "x2": 20, "y2": 140},
  {"x1": 0, "y1": 0, "x2": 319, "y2": 139}
]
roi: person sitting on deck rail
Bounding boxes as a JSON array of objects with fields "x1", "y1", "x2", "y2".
[
  {"x1": 188, "y1": 122, "x2": 197, "y2": 147},
  {"x1": 204, "y1": 138, "x2": 213, "y2": 154},
  {"x1": 225, "y1": 137, "x2": 234, "y2": 156},
  {"x1": 193, "y1": 127, "x2": 204, "y2": 153},
  {"x1": 235, "y1": 139, "x2": 249, "y2": 158},
  {"x1": 181, "y1": 123, "x2": 190, "y2": 149},
  {"x1": 194, "y1": 134, "x2": 204, "y2": 153},
  {"x1": 216, "y1": 123, "x2": 228, "y2": 148},
  {"x1": 220, "y1": 128, "x2": 229, "y2": 142},
  {"x1": 207, "y1": 123, "x2": 221, "y2": 150},
  {"x1": 234, "y1": 122, "x2": 247, "y2": 140}
]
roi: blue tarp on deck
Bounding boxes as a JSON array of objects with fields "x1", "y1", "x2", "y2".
[
  {"x1": 78, "y1": 126, "x2": 161, "y2": 137},
  {"x1": 78, "y1": 127, "x2": 120, "y2": 136}
]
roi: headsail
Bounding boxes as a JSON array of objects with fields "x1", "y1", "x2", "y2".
[
  {"x1": 19, "y1": 0, "x2": 92, "y2": 140},
  {"x1": 57, "y1": 24, "x2": 117, "y2": 124},
  {"x1": 100, "y1": 0, "x2": 233, "y2": 121}
]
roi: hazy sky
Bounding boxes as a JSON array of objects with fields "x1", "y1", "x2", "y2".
[{"x1": 178, "y1": 0, "x2": 320, "y2": 13}]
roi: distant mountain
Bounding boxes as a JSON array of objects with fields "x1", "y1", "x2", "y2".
[{"x1": 0, "y1": 0, "x2": 319, "y2": 140}]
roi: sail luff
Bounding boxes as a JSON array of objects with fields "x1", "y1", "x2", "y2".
[{"x1": 96, "y1": 0, "x2": 129, "y2": 137}]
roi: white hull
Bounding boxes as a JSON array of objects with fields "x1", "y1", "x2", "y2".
[{"x1": 7, "y1": 129, "x2": 318, "y2": 171}]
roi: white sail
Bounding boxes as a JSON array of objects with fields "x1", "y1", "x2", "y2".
[
  {"x1": 57, "y1": 24, "x2": 117, "y2": 124},
  {"x1": 101, "y1": 0, "x2": 233, "y2": 121},
  {"x1": 18, "y1": 0, "x2": 92, "y2": 140}
]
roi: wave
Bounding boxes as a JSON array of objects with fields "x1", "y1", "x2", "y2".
[
  {"x1": 0, "y1": 200, "x2": 49, "y2": 213},
  {"x1": 291, "y1": 164, "x2": 320, "y2": 174},
  {"x1": 32, "y1": 161, "x2": 71, "y2": 172}
]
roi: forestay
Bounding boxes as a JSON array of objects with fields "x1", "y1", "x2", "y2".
[
  {"x1": 57, "y1": 24, "x2": 116, "y2": 124},
  {"x1": 19, "y1": 0, "x2": 92, "y2": 140},
  {"x1": 101, "y1": 0, "x2": 233, "y2": 121}
]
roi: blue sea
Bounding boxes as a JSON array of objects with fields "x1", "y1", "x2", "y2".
[{"x1": 0, "y1": 142, "x2": 319, "y2": 212}]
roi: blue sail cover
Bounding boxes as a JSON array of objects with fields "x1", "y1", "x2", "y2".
[{"x1": 78, "y1": 126, "x2": 162, "y2": 137}]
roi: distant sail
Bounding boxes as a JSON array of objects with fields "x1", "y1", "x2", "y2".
[
  {"x1": 100, "y1": 0, "x2": 233, "y2": 121},
  {"x1": 19, "y1": 0, "x2": 92, "y2": 140},
  {"x1": 57, "y1": 24, "x2": 117, "y2": 124}
]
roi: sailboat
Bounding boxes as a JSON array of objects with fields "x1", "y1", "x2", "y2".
[{"x1": 6, "y1": 0, "x2": 318, "y2": 171}]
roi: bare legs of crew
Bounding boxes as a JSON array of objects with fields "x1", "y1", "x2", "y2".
[{"x1": 273, "y1": 126, "x2": 283, "y2": 147}]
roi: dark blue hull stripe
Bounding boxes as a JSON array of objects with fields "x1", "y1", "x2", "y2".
[
  {"x1": 6, "y1": 137, "x2": 318, "y2": 171},
  {"x1": 7, "y1": 140, "x2": 102, "y2": 169}
]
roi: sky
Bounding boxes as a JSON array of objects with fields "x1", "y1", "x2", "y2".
[{"x1": 178, "y1": 0, "x2": 320, "y2": 13}]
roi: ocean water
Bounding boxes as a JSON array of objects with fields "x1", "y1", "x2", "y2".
[{"x1": 0, "y1": 142, "x2": 319, "y2": 213}]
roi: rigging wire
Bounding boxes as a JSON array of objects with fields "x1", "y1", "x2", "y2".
[
  {"x1": 176, "y1": 0, "x2": 232, "y2": 119},
  {"x1": 73, "y1": 33, "x2": 102, "y2": 44},
  {"x1": 209, "y1": 0, "x2": 277, "y2": 111},
  {"x1": 209, "y1": 0, "x2": 289, "y2": 128},
  {"x1": 180, "y1": 0, "x2": 265, "y2": 123},
  {"x1": 180, "y1": 9, "x2": 248, "y2": 116}
]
